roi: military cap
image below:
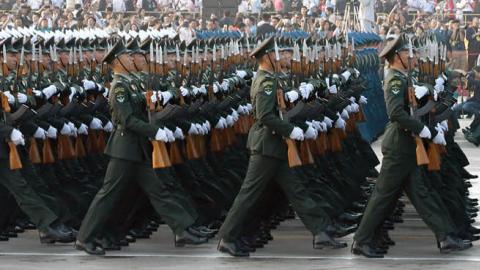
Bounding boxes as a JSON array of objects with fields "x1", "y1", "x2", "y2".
[
  {"x1": 249, "y1": 36, "x2": 275, "y2": 58},
  {"x1": 101, "y1": 40, "x2": 126, "y2": 63},
  {"x1": 378, "y1": 33, "x2": 411, "y2": 58}
]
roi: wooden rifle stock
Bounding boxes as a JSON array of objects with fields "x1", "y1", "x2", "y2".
[
  {"x1": 1, "y1": 92, "x2": 11, "y2": 112},
  {"x1": 57, "y1": 134, "x2": 75, "y2": 159},
  {"x1": 185, "y1": 135, "x2": 200, "y2": 160},
  {"x1": 286, "y1": 139, "x2": 302, "y2": 167},
  {"x1": 408, "y1": 87, "x2": 429, "y2": 165},
  {"x1": 42, "y1": 138, "x2": 55, "y2": 163},
  {"x1": 210, "y1": 128, "x2": 223, "y2": 152},
  {"x1": 328, "y1": 128, "x2": 343, "y2": 152},
  {"x1": 145, "y1": 91, "x2": 171, "y2": 168},
  {"x1": 299, "y1": 140, "x2": 314, "y2": 165},
  {"x1": 75, "y1": 135, "x2": 87, "y2": 158},
  {"x1": 427, "y1": 142, "x2": 441, "y2": 171},
  {"x1": 28, "y1": 137, "x2": 41, "y2": 164},
  {"x1": 96, "y1": 130, "x2": 106, "y2": 153},
  {"x1": 169, "y1": 141, "x2": 183, "y2": 165},
  {"x1": 8, "y1": 141, "x2": 22, "y2": 170}
]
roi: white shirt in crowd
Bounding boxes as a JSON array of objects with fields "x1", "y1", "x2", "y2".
[
  {"x1": 238, "y1": 0, "x2": 248, "y2": 14},
  {"x1": 250, "y1": 0, "x2": 262, "y2": 14},
  {"x1": 112, "y1": 0, "x2": 126, "y2": 12},
  {"x1": 51, "y1": 0, "x2": 64, "y2": 8},
  {"x1": 457, "y1": 0, "x2": 475, "y2": 12},
  {"x1": 27, "y1": 0, "x2": 43, "y2": 10}
]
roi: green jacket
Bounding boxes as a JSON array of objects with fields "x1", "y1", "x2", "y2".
[
  {"x1": 381, "y1": 68, "x2": 424, "y2": 156},
  {"x1": 246, "y1": 69, "x2": 294, "y2": 160},
  {"x1": 105, "y1": 75, "x2": 158, "y2": 163}
]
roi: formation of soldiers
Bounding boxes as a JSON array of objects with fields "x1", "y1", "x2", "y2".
[{"x1": 0, "y1": 25, "x2": 477, "y2": 257}]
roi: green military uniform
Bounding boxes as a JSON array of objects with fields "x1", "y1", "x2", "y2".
[
  {"x1": 353, "y1": 67, "x2": 455, "y2": 244},
  {"x1": 218, "y1": 68, "x2": 331, "y2": 241},
  {"x1": 77, "y1": 74, "x2": 195, "y2": 243}
]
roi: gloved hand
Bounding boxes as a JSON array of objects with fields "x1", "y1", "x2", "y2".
[
  {"x1": 78, "y1": 124, "x2": 88, "y2": 135},
  {"x1": 433, "y1": 125, "x2": 446, "y2": 145},
  {"x1": 188, "y1": 123, "x2": 198, "y2": 135},
  {"x1": 17, "y1": 93, "x2": 28, "y2": 104},
  {"x1": 155, "y1": 128, "x2": 168, "y2": 142},
  {"x1": 180, "y1": 86, "x2": 189, "y2": 97},
  {"x1": 67, "y1": 122, "x2": 77, "y2": 137},
  {"x1": 435, "y1": 76, "x2": 445, "y2": 87},
  {"x1": 414, "y1": 84, "x2": 429, "y2": 99},
  {"x1": 42, "y1": 85, "x2": 58, "y2": 99},
  {"x1": 3, "y1": 91, "x2": 14, "y2": 104},
  {"x1": 33, "y1": 127, "x2": 46, "y2": 140},
  {"x1": 68, "y1": 87, "x2": 77, "y2": 102},
  {"x1": 345, "y1": 105, "x2": 353, "y2": 113},
  {"x1": 231, "y1": 109, "x2": 239, "y2": 121},
  {"x1": 150, "y1": 91, "x2": 158, "y2": 104},
  {"x1": 103, "y1": 88, "x2": 109, "y2": 98},
  {"x1": 335, "y1": 114, "x2": 346, "y2": 130},
  {"x1": 351, "y1": 102, "x2": 360, "y2": 113},
  {"x1": 311, "y1": 120, "x2": 323, "y2": 132},
  {"x1": 90, "y1": 117, "x2": 103, "y2": 130},
  {"x1": 192, "y1": 86, "x2": 200, "y2": 96},
  {"x1": 245, "y1": 103, "x2": 252, "y2": 113},
  {"x1": 205, "y1": 120, "x2": 211, "y2": 131},
  {"x1": 226, "y1": 115, "x2": 234, "y2": 127},
  {"x1": 285, "y1": 90, "x2": 299, "y2": 103},
  {"x1": 213, "y1": 83, "x2": 220, "y2": 93},
  {"x1": 304, "y1": 122, "x2": 318, "y2": 139},
  {"x1": 83, "y1": 79, "x2": 96, "y2": 90},
  {"x1": 164, "y1": 127, "x2": 175, "y2": 142},
  {"x1": 359, "y1": 95, "x2": 368, "y2": 104},
  {"x1": 174, "y1": 127, "x2": 185, "y2": 139},
  {"x1": 198, "y1": 85, "x2": 207, "y2": 95},
  {"x1": 236, "y1": 70, "x2": 247, "y2": 78},
  {"x1": 289, "y1": 126, "x2": 304, "y2": 141},
  {"x1": 60, "y1": 123, "x2": 71, "y2": 135},
  {"x1": 341, "y1": 70, "x2": 351, "y2": 81},
  {"x1": 221, "y1": 80, "x2": 229, "y2": 92},
  {"x1": 47, "y1": 126, "x2": 57, "y2": 139},
  {"x1": 215, "y1": 117, "x2": 227, "y2": 129},
  {"x1": 323, "y1": 116, "x2": 333, "y2": 128},
  {"x1": 440, "y1": 120, "x2": 449, "y2": 132},
  {"x1": 10, "y1": 128, "x2": 25, "y2": 146},
  {"x1": 341, "y1": 109, "x2": 349, "y2": 119},
  {"x1": 419, "y1": 126, "x2": 432, "y2": 139},
  {"x1": 328, "y1": 84, "x2": 337, "y2": 94},
  {"x1": 299, "y1": 83, "x2": 314, "y2": 99},
  {"x1": 195, "y1": 123, "x2": 205, "y2": 135},
  {"x1": 103, "y1": 121, "x2": 113, "y2": 132}
]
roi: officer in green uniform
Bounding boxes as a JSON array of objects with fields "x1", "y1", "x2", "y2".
[
  {"x1": 75, "y1": 41, "x2": 207, "y2": 255},
  {"x1": 217, "y1": 37, "x2": 347, "y2": 257},
  {"x1": 352, "y1": 34, "x2": 472, "y2": 258}
]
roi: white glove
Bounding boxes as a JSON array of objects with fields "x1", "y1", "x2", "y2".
[
  {"x1": 341, "y1": 109, "x2": 349, "y2": 119},
  {"x1": 180, "y1": 86, "x2": 189, "y2": 97},
  {"x1": 349, "y1": 97, "x2": 356, "y2": 103},
  {"x1": 285, "y1": 90, "x2": 299, "y2": 103},
  {"x1": 78, "y1": 124, "x2": 88, "y2": 135},
  {"x1": 42, "y1": 85, "x2": 57, "y2": 99},
  {"x1": 3, "y1": 91, "x2": 14, "y2": 104},
  {"x1": 174, "y1": 127, "x2": 185, "y2": 139},
  {"x1": 60, "y1": 123, "x2": 71, "y2": 135},
  {"x1": 195, "y1": 123, "x2": 205, "y2": 135},
  {"x1": 353, "y1": 68, "x2": 360, "y2": 77},
  {"x1": 304, "y1": 122, "x2": 318, "y2": 140},
  {"x1": 335, "y1": 115, "x2": 346, "y2": 130},
  {"x1": 103, "y1": 121, "x2": 113, "y2": 132},
  {"x1": 150, "y1": 91, "x2": 159, "y2": 104},
  {"x1": 414, "y1": 84, "x2": 429, "y2": 99},
  {"x1": 226, "y1": 115, "x2": 234, "y2": 127},
  {"x1": 155, "y1": 128, "x2": 168, "y2": 142},
  {"x1": 319, "y1": 121, "x2": 327, "y2": 132},
  {"x1": 103, "y1": 88, "x2": 109, "y2": 98},
  {"x1": 221, "y1": 80, "x2": 229, "y2": 91},
  {"x1": 435, "y1": 76, "x2": 445, "y2": 86},
  {"x1": 32, "y1": 89, "x2": 42, "y2": 98},
  {"x1": 67, "y1": 122, "x2": 77, "y2": 137},
  {"x1": 188, "y1": 123, "x2": 199, "y2": 134},
  {"x1": 83, "y1": 79, "x2": 96, "y2": 90},
  {"x1": 346, "y1": 105, "x2": 353, "y2": 113},
  {"x1": 328, "y1": 84, "x2": 337, "y2": 94},
  {"x1": 440, "y1": 120, "x2": 449, "y2": 132},
  {"x1": 17, "y1": 93, "x2": 28, "y2": 104},
  {"x1": 192, "y1": 86, "x2": 200, "y2": 96},
  {"x1": 351, "y1": 102, "x2": 360, "y2": 113},
  {"x1": 434, "y1": 83, "x2": 444, "y2": 93},
  {"x1": 289, "y1": 126, "x2": 304, "y2": 141},
  {"x1": 213, "y1": 83, "x2": 220, "y2": 93},
  {"x1": 359, "y1": 95, "x2": 368, "y2": 104},
  {"x1": 10, "y1": 128, "x2": 25, "y2": 146},
  {"x1": 237, "y1": 105, "x2": 247, "y2": 114},
  {"x1": 299, "y1": 83, "x2": 313, "y2": 99},
  {"x1": 198, "y1": 85, "x2": 207, "y2": 95},
  {"x1": 235, "y1": 70, "x2": 247, "y2": 78},
  {"x1": 47, "y1": 126, "x2": 57, "y2": 139},
  {"x1": 164, "y1": 127, "x2": 175, "y2": 142},
  {"x1": 33, "y1": 127, "x2": 46, "y2": 140},
  {"x1": 433, "y1": 125, "x2": 446, "y2": 145},
  {"x1": 89, "y1": 117, "x2": 103, "y2": 130},
  {"x1": 341, "y1": 70, "x2": 351, "y2": 81},
  {"x1": 245, "y1": 103, "x2": 252, "y2": 113},
  {"x1": 215, "y1": 117, "x2": 226, "y2": 129},
  {"x1": 311, "y1": 120, "x2": 322, "y2": 131},
  {"x1": 68, "y1": 87, "x2": 77, "y2": 102},
  {"x1": 323, "y1": 116, "x2": 333, "y2": 128},
  {"x1": 205, "y1": 120, "x2": 211, "y2": 130},
  {"x1": 231, "y1": 109, "x2": 239, "y2": 121},
  {"x1": 419, "y1": 126, "x2": 432, "y2": 139}
]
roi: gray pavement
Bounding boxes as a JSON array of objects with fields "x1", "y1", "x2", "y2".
[{"x1": 0, "y1": 119, "x2": 479, "y2": 270}]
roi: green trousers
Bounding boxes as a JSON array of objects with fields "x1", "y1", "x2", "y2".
[
  {"x1": 0, "y1": 159, "x2": 57, "y2": 230},
  {"x1": 219, "y1": 154, "x2": 330, "y2": 242},
  {"x1": 77, "y1": 158, "x2": 195, "y2": 242},
  {"x1": 354, "y1": 151, "x2": 455, "y2": 244}
]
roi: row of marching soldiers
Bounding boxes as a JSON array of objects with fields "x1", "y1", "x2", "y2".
[{"x1": 0, "y1": 26, "x2": 475, "y2": 257}]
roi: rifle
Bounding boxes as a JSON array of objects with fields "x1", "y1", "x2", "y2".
[
  {"x1": 147, "y1": 42, "x2": 171, "y2": 168},
  {"x1": 407, "y1": 37, "x2": 429, "y2": 166}
]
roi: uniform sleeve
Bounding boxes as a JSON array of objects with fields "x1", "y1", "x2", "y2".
[
  {"x1": 112, "y1": 86, "x2": 158, "y2": 138},
  {"x1": 385, "y1": 78, "x2": 424, "y2": 134},
  {"x1": 255, "y1": 79, "x2": 294, "y2": 137},
  {"x1": 0, "y1": 121, "x2": 13, "y2": 140}
]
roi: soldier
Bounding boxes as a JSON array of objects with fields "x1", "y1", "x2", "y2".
[
  {"x1": 217, "y1": 36, "x2": 347, "y2": 257},
  {"x1": 351, "y1": 33, "x2": 472, "y2": 258},
  {"x1": 75, "y1": 40, "x2": 208, "y2": 255}
]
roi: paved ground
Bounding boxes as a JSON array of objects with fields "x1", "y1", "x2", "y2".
[{"x1": 0, "y1": 119, "x2": 479, "y2": 270}]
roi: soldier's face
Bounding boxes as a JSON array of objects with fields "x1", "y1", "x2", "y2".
[{"x1": 132, "y1": 53, "x2": 148, "y2": 72}]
